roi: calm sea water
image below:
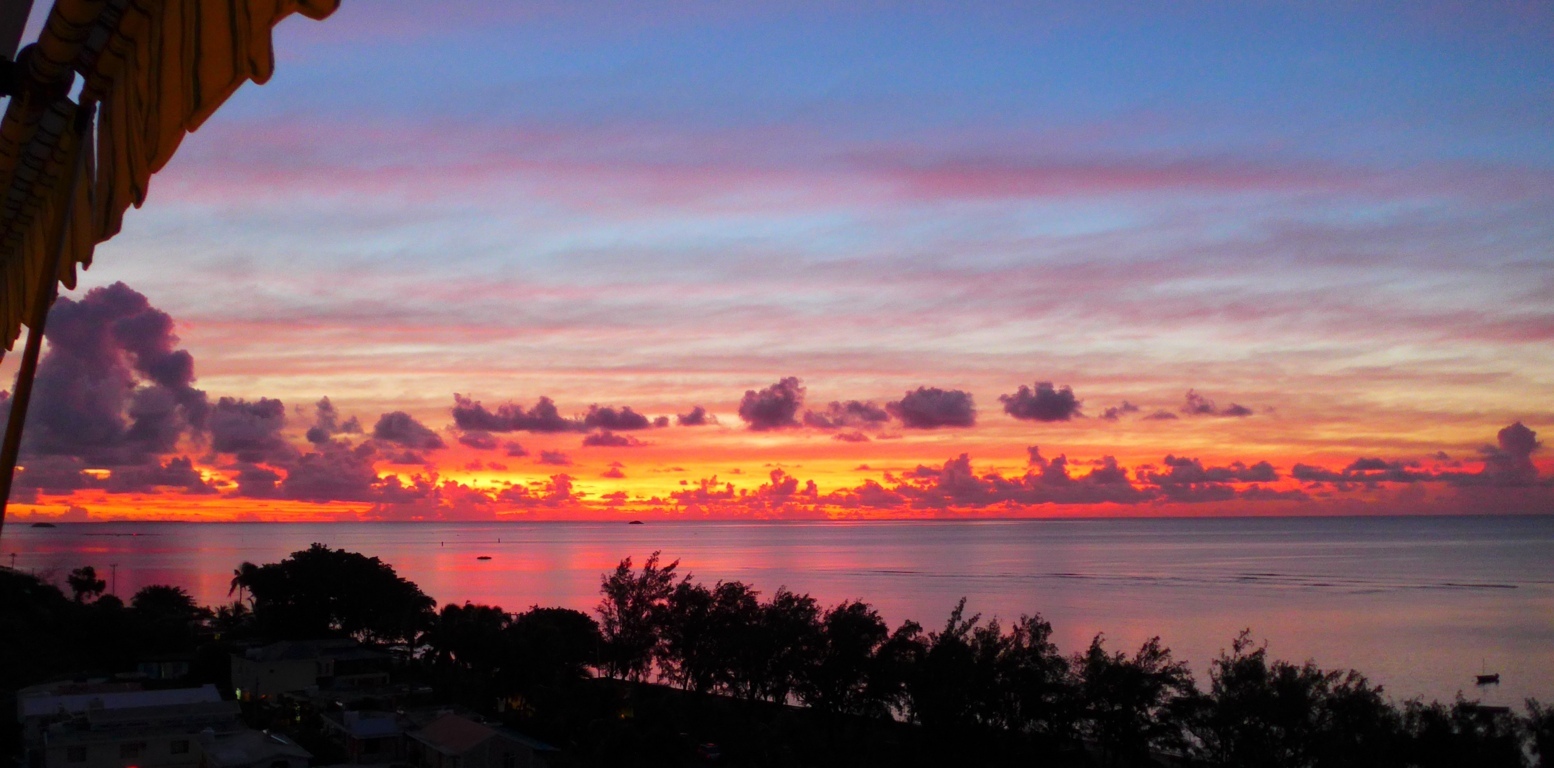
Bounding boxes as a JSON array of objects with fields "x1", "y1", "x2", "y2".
[{"x1": 7, "y1": 516, "x2": 1552, "y2": 707}]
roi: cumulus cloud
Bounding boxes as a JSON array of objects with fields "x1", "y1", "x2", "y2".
[
  {"x1": 209, "y1": 397, "x2": 294, "y2": 464},
  {"x1": 1479, "y1": 421, "x2": 1541, "y2": 485},
  {"x1": 672, "y1": 469, "x2": 820, "y2": 515},
  {"x1": 739, "y1": 377, "x2": 805, "y2": 431},
  {"x1": 999, "y1": 382, "x2": 1081, "y2": 422},
  {"x1": 494, "y1": 474, "x2": 579, "y2": 509},
  {"x1": 1182, "y1": 389, "x2": 1217, "y2": 416},
  {"x1": 234, "y1": 465, "x2": 282, "y2": 497},
  {"x1": 366, "y1": 475, "x2": 501, "y2": 521},
  {"x1": 25, "y1": 282, "x2": 209, "y2": 465},
  {"x1": 1142, "y1": 455, "x2": 1278, "y2": 486},
  {"x1": 1143, "y1": 410, "x2": 1179, "y2": 421},
  {"x1": 276, "y1": 442, "x2": 381, "y2": 503},
  {"x1": 584, "y1": 405, "x2": 653, "y2": 431},
  {"x1": 603, "y1": 466, "x2": 626, "y2": 478},
  {"x1": 1100, "y1": 401, "x2": 1141, "y2": 421},
  {"x1": 833, "y1": 431, "x2": 870, "y2": 443},
  {"x1": 16, "y1": 455, "x2": 217, "y2": 495},
  {"x1": 304, "y1": 397, "x2": 360, "y2": 445},
  {"x1": 372, "y1": 411, "x2": 446, "y2": 450},
  {"x1": 676, "y1": 406, "x2": 714, "y2": 426},
  {"x1": 804, "y1": 400, "x2": 890, "y2": 430},
  {"x1": 451, "y1": 394, "x2": 580, "y2": 433},
  {"x1": 887, "y1": 387, "x2": 976, "y2": 429},
  {"x1": 458, "y1": 430, "x2": 499, "y2": 450},
  {"x1": 1027, "y1": 446, "x2": 1047, "y2": 467},
  {"x1": 1182, "y1": 389, "x2": 1254, "y2": 418},
  {"x1": 537, "y1": 450, "x2": 572, "y2": 466},
  {"x1": 503, "y1": 440, "x2": 529, "y2": 457},
  {"x1": 582, "y1": 430, "x2": 646, "y2": 448},
  {"x1": 1291, "y1": 423, "x2": 1545, "y2": 489},
  {"x1": 829, "y1": 452, "x2": 1149, "y2": 510},
  {"x1": 98, "y1": 456, "x2": 217, "y2": 495}
]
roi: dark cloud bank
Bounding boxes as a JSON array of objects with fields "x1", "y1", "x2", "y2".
[{"x1": 11, "y1": 286, "x2": 1548, "y2": 518}]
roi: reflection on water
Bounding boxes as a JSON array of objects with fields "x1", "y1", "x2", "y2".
[{"x1": 8, "y1": 516, "x2": 1553, "y2": 706}]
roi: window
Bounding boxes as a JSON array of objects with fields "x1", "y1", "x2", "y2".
[
  {"x1": 171, "y1": 740, "x2": 190, "y2": 755},
  {"x1": 120, "y1": 742, "x2": 146, "y2": 759},
  {"x1": 66, "y1": 747, "x2": 87, "y2": 763}
]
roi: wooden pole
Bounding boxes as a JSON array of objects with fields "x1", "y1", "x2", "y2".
[{"x1": 0, "y1": 100, "x2": 89, "y2": 540}]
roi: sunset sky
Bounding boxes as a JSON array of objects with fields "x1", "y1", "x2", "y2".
[{"x1": 4, "y1": 1, "x2": 1551, "y2": 521}]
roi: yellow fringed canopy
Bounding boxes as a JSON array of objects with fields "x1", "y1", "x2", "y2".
[{"x1": 0, "y1": 0, "x2": 340, "y2": 351}]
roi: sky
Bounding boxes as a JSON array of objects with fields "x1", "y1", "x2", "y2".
[{"x1": 3, "y1": 0, "x2": 1552, "y2": 521}]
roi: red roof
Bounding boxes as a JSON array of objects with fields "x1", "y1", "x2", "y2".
[{"x1": 409, "y1": 713, "x2": 495, "y2": 755}]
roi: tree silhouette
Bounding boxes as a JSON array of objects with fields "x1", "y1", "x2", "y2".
[
  {"x1": 129, "y1": 585, "x2": 211, "y2": 655},
  {"x1": 11, "y1": 549, "x2": 1554, "y2": 764},
  {"x1": 233, "y1": 543, "x2": 435, "y2": 643},
  {"x1": 66, "y1": 566, "x2": 105, "y2": 603},
  {"x1": 212, "y1": 600, "x2": 251, "y2": 635},
  {"x1": 598, "y1": 551, "x2": 678, "y2": 681},
  {"x1": 709, "y1": 581, "x2": 764, "y2": 697},
  {"x1": 803, "y1": 599, "x2": 891, "y2": 716},
  {"x1": 1074, "y1": 633, "x2": 1197, "y2": 767},
  {"x1": 872, "y1": 618, "x2": 927, "y2": 720},
  {"x1": 907, "y1": 598, "x2": 993, "y2": 730},
  {"x1": 656, "y1": 578, "x2": 719, "y2": 693},
  {"x1": 1402, "y1": 697, "x2": 1526, "y2": 768},
  {"x1": 752, "y1": 587, "x2": 823, "y2": 704},
  {"x1": 1001, "y1": 614, "x2": 1076, "y2": 744},
  {"x1": 504, "y1": 606, "x2": 601, "y2": 691},
  {"x1": 1196, "y1": 629, "x2": 1403, "y2": 768},
  {"x1": 427, "y1": 601, "x2": 509, "y2": 670},
  {"x1": 1527, "y1": 699, "x2": 1554, "y2": 768},
  {"x1": 229, "y1": 561, "x2": 260, "y2": 603},
  {"x1": 131, "y1": 584, "x2": 205, "y2": 621}
]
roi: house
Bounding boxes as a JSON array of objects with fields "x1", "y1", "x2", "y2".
[
  {"x1": 319, "y1": 710, "x2": 405, "y2": 763},
  {"x1": 200, "y1": 729, "x2": 311, "y2": 768},
  {"x1": 136, "y1": 654, "x2": 194, "y2": 682},
  {"x1": 231, "y1": 640, "x2": 391, "y2": 701},
  {"x1": 17, "y1": 684, "x2": 240, "y2": 768},
  {"x1": 405, "y1": 714, "x2": 554, "y2": 768}
]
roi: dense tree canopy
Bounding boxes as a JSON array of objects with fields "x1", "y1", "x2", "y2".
[
  {"x1": 5, "y1": 550, "x2": 1553, "y2": 767},
  {"x1": 229, "y1": 543, "x2": 435, "y2": 643},
  {"x1": 66, "y1": 566, "x2": 105, "y2": 603}
]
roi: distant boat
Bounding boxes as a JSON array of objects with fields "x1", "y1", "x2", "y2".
[
  {"x1": 1477, "y1": 659, "x2": 1500, "y2": 685},
  {"x1": 31, "y1": 522, "x2": 56, "y2": 528},
  {"x1": 628, "y1": 520, "x2": 644, "y2": 525},
  {"x1": 476, "y1": 555, "x2": 492, "y2": 561}
]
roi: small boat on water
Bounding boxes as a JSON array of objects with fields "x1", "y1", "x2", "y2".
[
  {"x1": 1475, "y1": 658, "x2": 1500, "y2": 685},
  {"x1": 476, "y1": 555, "x2": 492, "y2": 561},
  {"x1": 628, "y1": 520, "x2": 644, "y2": 525}
]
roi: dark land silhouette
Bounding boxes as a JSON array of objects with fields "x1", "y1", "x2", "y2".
[{"x1": 4, "y1": 545, "x2": 1552, "y2": 767}]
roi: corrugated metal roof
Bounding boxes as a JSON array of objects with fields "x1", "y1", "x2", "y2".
[{"x1": 18, "y1": 682, "x2": 222, "y2": 718}]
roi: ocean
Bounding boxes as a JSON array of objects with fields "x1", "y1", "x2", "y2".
[{"x1": 7, "y1": 515, "x2": 1552, "y2": 707}]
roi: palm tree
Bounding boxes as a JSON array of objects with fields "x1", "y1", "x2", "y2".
[{"x1": 229, "y1": 562, "x2": 259, "y2": 604}]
